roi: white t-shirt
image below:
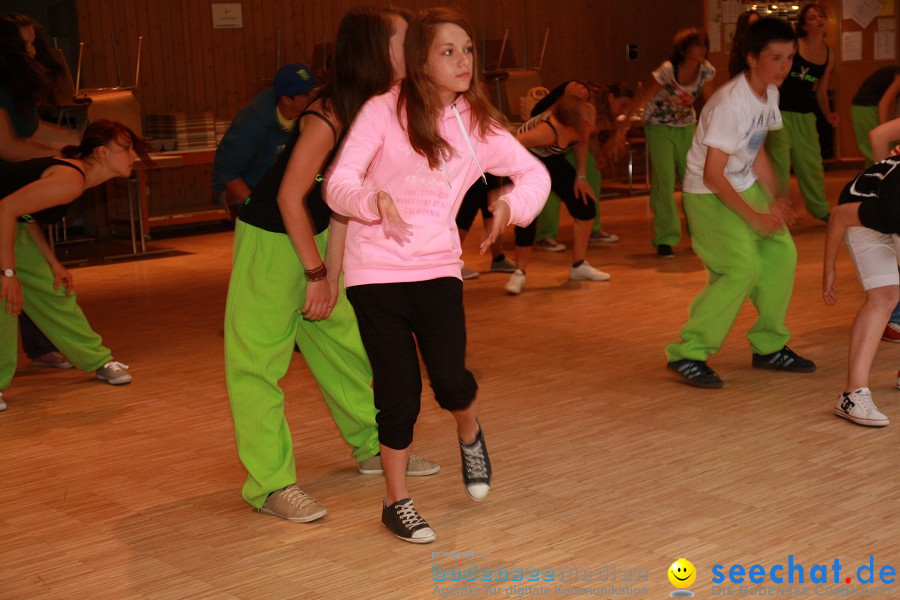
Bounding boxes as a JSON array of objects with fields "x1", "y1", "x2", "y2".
[{"x1": 682, "y1": 74, "x2": 782, "y2": 194}]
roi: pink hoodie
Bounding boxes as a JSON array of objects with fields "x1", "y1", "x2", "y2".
[{"x1": 325, "y1": 86, "x2": 550, "y2": 287}]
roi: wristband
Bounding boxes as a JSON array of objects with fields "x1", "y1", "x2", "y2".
[{"x1": 305, "y1": 264, "x2": 327, "y2": 282}]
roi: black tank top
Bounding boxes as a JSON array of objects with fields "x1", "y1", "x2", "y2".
[
  {"x1": 779, "y1": 48, "x2": 828, "y2": 114},
  {"x1": 0, "y1": 157, "x2": 85, "y2": 225},
  {"x1": 239, "y1": 108, "x2": 340, "y2": 236}
]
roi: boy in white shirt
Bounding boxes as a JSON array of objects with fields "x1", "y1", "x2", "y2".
[{"x1": 666, "y1": 18, "x2": 816, "y2": 388}]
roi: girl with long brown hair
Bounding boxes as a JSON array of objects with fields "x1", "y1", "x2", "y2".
[{"x1": 326, "y1": 7, "x2": 550, "y2": 542}]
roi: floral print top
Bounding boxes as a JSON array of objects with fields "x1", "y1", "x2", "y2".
[{"x1": 643, "y1": 60, "x2": 716, "y2": 127}]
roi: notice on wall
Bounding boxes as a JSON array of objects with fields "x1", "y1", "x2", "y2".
[
  {"x1": 212, "y1": 3, "x2": 243, "y2": 29},
  {"x1": 844, "y1": 0, "x2": 884, "y2": 29},
  {"x1": 874, "y1": 30, "x2": 896, "y2": 59},
  {"x1": 842, "y1": 31, "x2": 863, "y2": 61}
]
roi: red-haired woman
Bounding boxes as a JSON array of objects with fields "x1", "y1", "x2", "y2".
[{"x1": 327, "y1": 7, "x2": 550, "y2": 543}]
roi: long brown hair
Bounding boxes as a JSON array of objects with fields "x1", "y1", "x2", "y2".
[
  {"x1": 320, "y1": 7, "x2": 394, "y2": 130},
  {"x1": 399, "y1": 7, "x2": 505, "y2": 169}
]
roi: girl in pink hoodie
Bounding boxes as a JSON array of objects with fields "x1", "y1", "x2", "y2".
[{"x1": 326, "y1": 7, "x2": 550, "y2": 543}]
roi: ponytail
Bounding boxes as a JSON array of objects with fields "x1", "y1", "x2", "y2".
[{"x1": 63, "y1": 119, "x2": 154, "y2": 164}]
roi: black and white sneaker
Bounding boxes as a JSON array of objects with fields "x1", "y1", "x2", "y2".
[
  {"x1": 460, "y1": 420, "x2": 492, "y2": 501},
  {"x1": 667, "y1": 359, "x2": 724, "y2": 388},
  {"x1": 752, "y1": 346, "x2": 816, "y2": 372},
  {"x1": 382, "y1": 498, "x2": 435, "y2": 543}
]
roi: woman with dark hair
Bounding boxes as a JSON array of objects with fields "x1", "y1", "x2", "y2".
[
  {"x1": 224, "y1": 7, "x2": 439, "y2": 526},
  {"x1": 326, "y1": 7, "x2": 550, "y2": 542},
  {"x1": 728, "y1": 10, "x2": 760, "y2": 78},
  {"x1": 633, "y1": 27, "x2": 716, "y2": 258},
  {"x1": 765, "y1": 2, "x2": 837, "y2": 221},
  {"x1": 0, "y1": 120, "x2": 150, "y2": 410}
]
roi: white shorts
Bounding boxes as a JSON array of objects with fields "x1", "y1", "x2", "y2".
[{"x1": 845, "y1": 226, "x2": 900, "y2": 290}]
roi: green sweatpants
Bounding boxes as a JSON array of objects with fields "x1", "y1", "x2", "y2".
[
  {"x1": 665, "y1": 183, "x2": 796, "y2": 362},
  {"x1": 645, "y1": 123, "x2": 695, "y2": 247},
  {"x1": 851, "y1": 104, "x2": 879, "y2": 167},
  {"x1": 765, "y1": 111, "x2": 830, "y2": 219},
  {"x1": 534, "y1": 149, "x2": 603, "y2": 241},
  {"x1": 1, "y1": 223, "x2": 112, "y2": 390},
  {"x1": 224, "y1": 220, "x2": 380, "y2": 508}
]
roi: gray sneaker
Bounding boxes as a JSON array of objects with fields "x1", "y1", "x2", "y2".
[
  {"x1": 489, "y1": 257, "x2": 516, "y2": 273},
  {"x1": 461, "y1": 267, "x2": 480, "y2": 280},
  {"x1": 96, "y1": 361, "x2": 132, "y2": 385},
  {"x1": 358, "y1": 453, "x2": 441, "y2": 476},
  {"x1": 259, "y1": 484, "x2": 327, "y2": 522}
]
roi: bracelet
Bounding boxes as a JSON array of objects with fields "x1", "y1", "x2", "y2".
[{"x1": 305, "y1": 264, "x2": 328, "y2": 282}]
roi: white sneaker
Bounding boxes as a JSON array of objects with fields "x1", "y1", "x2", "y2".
[
  {"x1": 504, "y1": 270, "x2": 526, "y2": 295},
  {"x1": 834, "y1": 388, "x2": 889, "y2": 427},
  {"x1": 96, "y1": 361, "x2": 132, "y2": 385},
  {"x1": 461, "y1": 267, "x2": 480, "y2": 280},
  {"x1": 0, "y1": 391, "x2": 6, "y2": 412},
  {"x1": 569, "y1": 261, "x2": 611, "y2": 281}
]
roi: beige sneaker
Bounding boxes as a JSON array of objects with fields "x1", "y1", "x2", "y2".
[
  {"x1": 258, "y1": 485, "x2": 327, "y2": 522},
  {"x1": 96, "y1": 361, "x2": 132, "y2": 385},
  {"x1": 358, "y1": 453, "x2": 441, "y2": 476}
]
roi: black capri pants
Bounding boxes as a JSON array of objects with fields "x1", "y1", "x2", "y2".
[
  {"x1": 346, "y1": 277, "x2": 478, "y2": 450},
  {"x1": 514, "y1": 152, "x2": 596, "y2": 247},
  {"x1": 456, "y1": 175, "x2": 502, "y2": 231}
]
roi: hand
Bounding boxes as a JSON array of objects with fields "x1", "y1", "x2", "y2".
[
  {"x1": 827, "y1": 112, "x2": 839, "y2": 127},
  {"x1": 822, "y1": 264, "x2": 838, "y2": 305},
  {"x1": 325, "y1": 270, "x2": 341, "y2": 317},
  {"x1": 301, "y1": 278, "x2": 332, "y2": 321},
  {"x1": 890, "y1": 145, "x2": 900, "y2": 157},
  {"x1": 376, "y1": 191, "x2": 412, "y2": 244},
  {"x1": 748, "y1": 211, "x2": 784, "y2": 236},
  {"x1": 51, "y1": 262, "x2": 74, "y2": 295},
  {"x1": 573, "y1": 177, "x2": 597, "y2": 205},
  {"x1": 480, "y1": 199, "x2": 510, "y2": 254},
  {"x1": 1, "y1": 275, "x2": 23, "y2": 316},
  {"x1": 770, "y1": 196, "x2": 795, "y2": 228}
]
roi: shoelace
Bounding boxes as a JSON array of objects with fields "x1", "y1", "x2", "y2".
[
  {"x1": 103, "y1": 360, "x2": 130, "y2": 371},
  {"x1": 461, "y1": 441, "x2": 488, "y2": 479},
  {"x1": 395, "y1": 501, "x2": 427, "y2": 528},
  {"x1": 281, "y1": 486, "x2": 319, "y2": 510},
  {"x1": 848, "y1": 390, "x2": 877, "y2": 412}
]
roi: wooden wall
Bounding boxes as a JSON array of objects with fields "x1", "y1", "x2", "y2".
[{"x1": 74, "y1": 0, "x2": 704, "y2": 121}]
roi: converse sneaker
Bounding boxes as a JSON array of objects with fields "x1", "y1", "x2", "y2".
[
  {"x1": 382, "y1": 498, "x2": 435, "y2": 543},
  {"x1": 461, "y1": 267, "x2": 480, "y2": 280},
  {"x1": 96, "y1": 361, "x2": 132, "y2": 385},
  {"x1": 752, "y1": 346, "x2": 816, "y2": 372},
  {"x1": 883, "y1": 323, "x2": 900, "y2": 342},
  {"x1": 657, "y1": 244, "x2": 675, "y2": 259},
  {"x1": 459, "y1": 420, "x2": 492, "y2": 501},
  {"x1": 32, "y1": 351, "x2": 74, "y2": 369},
  {"x1": 505, "y1": 270, "x2": 526, "y2": 295},
  {"x1": 0, "y1": 391, "x2": 6, "y2": 412},
  {"x1": 590, "y1": 230, "x2": 620, "y2": 244},
  {"x1": 357, "y1": 453, "x2": 441, "y2": 476},
  {"x1": 535, "y1": 237, "x2": 566, "y2": 252},
  {"x1": 569, "y1": 261, "x2": 611, "y2": 281},
  {"x1": 834, "y1": 388, "x2": 889, "y2": 427},
  {"x1": 667, "y1": 359, "x2": 724, "y2": 389},
  {"x1": 490, "y1": 256, "x2": 516, "y2": 273},
  {"x1": 259, "y1": 484, "x2": 327, "y2": 522}
]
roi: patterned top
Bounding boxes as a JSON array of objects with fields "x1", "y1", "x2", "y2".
[
  {"x1": 643, "y1": 60, "x2": 716, "y2": 127},
  {"x1": 516, "y1": 111, "x2": 577, "y2": 158}
]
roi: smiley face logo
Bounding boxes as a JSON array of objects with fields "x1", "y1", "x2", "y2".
[{"x1": 668, "y1": 558, "x2": 697, "y2": 588}]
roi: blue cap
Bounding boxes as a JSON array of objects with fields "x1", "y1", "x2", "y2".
[{"x1": 274, "y1": 63, "x2": 317, "y2": 97}]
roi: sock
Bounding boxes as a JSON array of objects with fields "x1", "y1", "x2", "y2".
[
  {"x1": 572, "y1": 260, "x2": 585, "y2": 268},
  {"x1": 492, "y1": 253, "x2": 506, "y2": 263}
]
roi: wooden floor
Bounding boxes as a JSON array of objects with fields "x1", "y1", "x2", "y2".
[{"x1": 3, "y1": 168, "x2": 899, "y2": 599}]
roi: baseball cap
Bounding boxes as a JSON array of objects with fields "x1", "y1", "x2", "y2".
[{"x1": 274, "y1": 64, "x2": 317, "y2": 97}]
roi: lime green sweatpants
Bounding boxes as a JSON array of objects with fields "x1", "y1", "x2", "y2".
[
  {"x1": 665, "y1": 183, "x2": 796, "y2": 362},
  {"x1": 851, "y1": 104, "x2": 879, "y2": 167},
  {"x1": 765, "y1": 111, "x2": 829, "y2": 219},
  {"x1": 534, "y1": 149, "x2": 603, "y2": 241},
  {"x1": 224, "y1": 220, "x2": 380, "y2": 508},
  {"x1": 645, "y1": 123, "x2": 695, "y2": 248},
  {"x1": 1, "y1": 223, "x2": 112, "y2": 390}
]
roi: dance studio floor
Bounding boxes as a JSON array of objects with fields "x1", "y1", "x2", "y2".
[{"x1": 2, "y1": 166, "x2": 898, "y2": 599}]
